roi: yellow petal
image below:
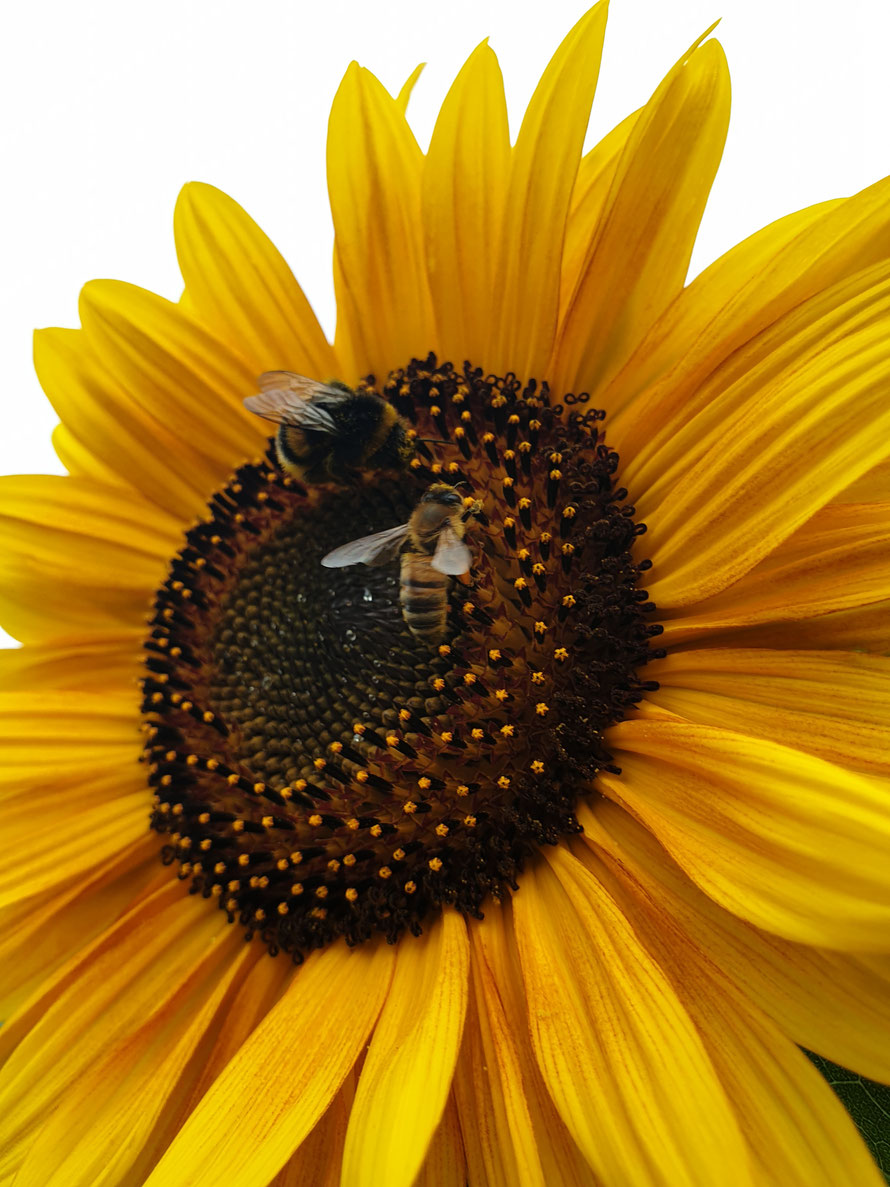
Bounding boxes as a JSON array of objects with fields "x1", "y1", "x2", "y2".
[
  {"x1": 638, "y1": 272, "x2": 890, "y2": 607},
  {"x1": 51, "y1": 423, "x2": 125, "y2": 487},
  {"x1": 838, "y1": 454, "x2": 890, "y2": 502},
  {"x1": 0, "y1": 837, "x2": 163, "y2": 1021},
  {"x1": 0, "y1": 634, "x2": 140, "y2": 693},
  {"x1": 513, "y1": 847, "x2": 751, "y2": 1185},
  {"x1": 603, "y1": 719, "x2": 890, "y2": 949},
  {"x1": 0, "y1": 689, "x2": 138, "y2": 797},
  {"x1": 488, "y1": 3, "x2": 608, "y2": 378},
  {"x1": 658, "y1": 500, "x2": 890, "y2": 644},
  {"x1": 583, "y1": 799, "x2": 890, "y2": 1084},
  {"x1": 13, "y1": 939, "x2": 254, "y2": 1187},
  {"x1": 271, "y1": 1076, "x2": 355, "y2": 1187},
  {"x1": 455, "y1": 905, "x2": 596, "y2": 1187},
  {"x1": 328, "y1": 63, "x2": 433, "y2": 383},
  {"x1": 0, "y1": 474, "x2": 175, "y2": 642},
  {"x1": 552, "y1": 31, "x2": 730, "y2": 398},
  {"x1": 571, "y1": 828, "x2": 886, "y2": 1187},
  {"x1": 35, "y1": 327, "x2": 219, "y2": 521},
  {"x1": 605, "y1": 173, "x2": 890, "y2": 457},
  {"x1": 415, "y1": 1096, "x2": 466, "y2": 1187},
  {"x1": 0, "y1": 883, "x2": 233, "y2": 1178},
  {"x1": 559, "y1": 108, "x2": 641, "y2": 322},
  {"x1": 650, "y1": 647, "x2": 890, "y2": 772},
  {"x1": 174, "y1": 182, "x2": 336, "y2": 380},
  {"x1": 422, "y1": 41, "x2": 509, "y2": 367},
  {"x1": 79, "y1": 280, "x2": 267, "y2": 470},
  {"x1": 394, "y1": 63, "x2": 425, "y2": 113},
  {"x1": 143, "y1": 939, "x2": 395, "y2": 1187},
  {"x1": 341, "y1": 909, "x2": 469, "y2": 1187}
]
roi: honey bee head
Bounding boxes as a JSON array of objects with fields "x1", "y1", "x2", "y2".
[{"x1": 412, "y1": 483, "x2": 463, "y2": 531}]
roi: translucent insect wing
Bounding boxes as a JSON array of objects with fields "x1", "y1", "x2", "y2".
[
  {"x1": 320, "y1": 523, "x2": 410, "y2": 568},
  {"x1": 431, "y1": 523, "x2": 472, "y2": 575}
]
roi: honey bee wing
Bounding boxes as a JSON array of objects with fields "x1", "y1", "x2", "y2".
[
  {"x1": 431, "y1": 523, "x2": 472, "y2": 575},
  {"x1": 321, "y1": 523, "x2": 410, "y2": 568},
  {"x1": 256, "y1": 372, "x2": 347, "y2": 400}
]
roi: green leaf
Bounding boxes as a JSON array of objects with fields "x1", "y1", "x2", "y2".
[{"x1": 807, "y1": 1051, "x2": 890, "y2": 1183}]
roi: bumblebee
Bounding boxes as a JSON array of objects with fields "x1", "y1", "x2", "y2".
[
  {"x1": 321, "y1": 484, "x2": 478, "y2": 645},
  {"x1": 244, "y1": 371, "x2": 415, "y2": 484}
]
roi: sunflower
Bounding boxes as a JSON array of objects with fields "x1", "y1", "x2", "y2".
[{"x1": 2, "y1": 4, "x2": 890, "y2": 1185}]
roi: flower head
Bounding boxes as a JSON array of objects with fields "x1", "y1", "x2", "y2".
[{"x1": 3, "y1": 6, "x2": 890, "y2": 1186}]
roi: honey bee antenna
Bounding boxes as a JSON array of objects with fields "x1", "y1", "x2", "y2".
[{"x1": 415, "y1": 437, "x2": 452, "y2": 446}]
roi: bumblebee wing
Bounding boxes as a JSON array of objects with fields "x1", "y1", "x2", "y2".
[
  {"x1": 321, "y1": 523, "x2": 410, "y2": 568},
  {"x1": 245, "y1": 373, "x2": 344, "y2": 433},
  {"x1": 431, "y1": 523, "x2": 472, "y2": 575}
]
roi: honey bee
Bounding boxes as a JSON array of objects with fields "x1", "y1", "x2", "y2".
[
  {"x1": 321, "y1": 484, "x2": 478, "y2": 644},
  {"x1": 244, "y1": 372, "x2": 415, "y2": 484}
]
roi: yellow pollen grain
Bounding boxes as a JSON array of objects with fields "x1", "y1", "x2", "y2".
[
  {"x1": 313, "y1": 758, "x2": 326, "y2": 771},
  {"x1": 290, "y1": 851, "x2": 303, "y2": 864},
  {"x1": 347, "y1": 817, "x2": 360, "y2": 831},
  {"x1": 356, "y1": 770, "x2": 369, "y2": 783},
  {"x1": 345, "y1": 887, "x2": 358, "y2": 902},
  {"x1": 353, "y1": 722, "x2": 366, "y2": 735},
  {"x1": 370, "y1": 824, "x2": 383, "y2": 838},
  {"x1": 471, "y1": 728, "x2": 484, "y2": 741},
  {"x1": 227, "y1": 879, "x2": 241, "y2": 892},
  {"x1": 495, "y1": 688, "x2": 509, "y2": 701},
  {"x1": 156, "y1": 674, "x2": 169, "y2": 685},
  {"x1": 410, "y1": 458, "x2": 422, "y2": 471},
  {"x1": 489, "y1": 649, "x2": 502, "y2": 662},
  {"x1": 549, "y1": 452, "x2": 563, "y2": 465},
  {"x1": 392, "y1": 848, "x2": 406, "y2": 861},
  {"x1": 202, "y1": 710, "x2": 215, "y2": 723},
  {"x1": 418, "y1": 777, "x2": 432, "y2": 790},
  {"x1": 180, "y1": 862, "x2": 192, "y2": 876},
  {"x1": 562, "y1": 506, "x2": 577, "y2": 519},
  {"x1": 309, "y1": 814, "x2": 323, "y2": 827},
  {"x1": 253, "y1": 908, "x2": 265, "y2": 922},
  {"x1": 498, "y1": 776, "x2": 512, "y2": 790},
  {"x1": 456, "y1": 784, "x2": 469, "y2": 797},
  {"x1": 399, "y1": 709, "x2": 411, "y2": 722},
  {"x1": 536, "y1": 703, "x2": 550, "y2": 716},
  {"x1": 430, "y1": 404, "x2": 441, "y2": 416},
  {"x1": 276, "y1": 858, "x2": 289, "y2": 871},
  {"x1": 343, "y1": 853, "x2": 357, "y2": 866},
  {"x1": 531, "y1": 670, "x2": 545, "y2": 684},
  {"x1": 533, "y1": 563, "x2": 546, "y2": 576},
  {"x1": 562, "y1": 595, "x2": 576, "y2": 608},
  {"x1": 462, "y1": 495, "x2": 476, "y2": 509},
  {"x1": 206, "y1": 758, "x2": 220, "y2": 771},
  {"x1": 554, "y1": 647, "x2": 569, "y2": 662},
  {"x1": 504, "y1": 516, "x2": 516, "y2": 529},
  {"x1": 454, "y1": 426, "x2": 465, "y2": 438},
  {"x1": 225, "y1": 897, "x2": 237, "y2": 912},
  {"x1": 518, "y1": 498, "x2": 531, "y2": 510},
  {"x1": 562, "y1": 543, "x2": 575, "y2": 556},
  {"x1": 464, "y1": 815, "x2": 477, "y2": 827},
  {"x1": 508, "y1": 414, "x2": 520, "y2": 426},
  {"x1": 405, "y1": 880, "x2": 417, "y2": 894},
  {"x1": 232, "y1": 820, "x2": 245, "y2": 833},
  {"x1": 262, "y1": 816, "x2": 274, "y2": 828},
  {"x1": 295, "y1": 779, "x2": 308, "y2": 791},
  {"x1": 291, "y1": 883, "x2": 304, "y2": 896},
  {"x1": 440, "y1": 731, "x2": 454, "y2": 743},
  {"x1": 280, "y1": 787, "x2": 293, "y2": 801},
  {"x1": 514, "y1": 577, "x2": 528, "y2": 590},
  {"x1": 503, "y1": 476, "x2": 514, "y2": 488},
  {"x1": 379, "y1": 866, "x2": 393, "y2": 880},
  {"x1": 549, "y1": 469, "x2": 562, "y2": 482},
  {"x1": 226, "y1": 773, "x2": 240, "y2": 786},
  {"x1": 500, "y1": 724, "x2": 515, "y2": 737},
  {"x1": 198, "y1": 812, "x2": 210, "y2": 824},
  {"x1": 534, "y1": 621, "x2": 547, "y2": 636},
  {"x1": 428, "y1": 857, "x2": 443, "y2": 872},
  {"x1": 151, "y1": 692, "x2": 164, "y2": 704},
  {"x1": 531, "y1": 760, "x2": 545, "y2": 774},
  {"x1": 518, "y1": 441, "x2": 531, "y2": 453},
  {"x1": 277, "y1": 902, "x2": 289, "y2": 915},
  {"x1": 180, "y1": 701, "x2": 193, "y2": 712},
  {"x1": 329, "y1": 741, "x2": 343, "y2": 754},
  {"x1": 433, "y1": 677, "x2": 446, "y2": 691},
  {"x1": 517, "y1": 549, "x2": 531, "y2": 561},
  {"x1": 403, "y1": 801, "x2": 417, "y2": 815},
  {"x1": 315, "y1": 886, "x2": 328, "y2": 899},
  {"x1": 214, "y1": 862, "x2": 226, "y2": 875},
  {"x1": 238, "y1": 854, "x2": 250, "y2": 867},
  {"x1": 178, "y1": 837, "x2": 192, "y2": 850},
  {"x1": 435, "y1": 824, "x2": 449, "y2": 838},
  {"x1": 463, "y1": 672, "x2": 477, "y2": 685},
  {"x1": 482, "y1": 432, "x2": 495, "y2": 445},
  {"x1": 186, "y1": 754, "x2": 200, "y2": 766},
  {"x1": 311, "y1": 907, "x2": 327, "y2": 920},
  {"x1": 327, "y1": 859, "x2": 341, "y2": 873},
  {"x1": 199, "y1": 839, "x2": 212, "y2": 851},
  {"x1": 386, "y1": 734, "x2": 399, "y2": 748},
  {"x1": 164, "y1": 749, "x2": 177, "y2": 761}
]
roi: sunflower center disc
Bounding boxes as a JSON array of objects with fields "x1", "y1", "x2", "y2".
[{"x1": 143, "y1": 357, "x2": 661, "y2": 958}]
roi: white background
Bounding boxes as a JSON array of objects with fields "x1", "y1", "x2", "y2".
[{"x1": 0, "y1": 0, "x2": 888, "y2": 647}]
